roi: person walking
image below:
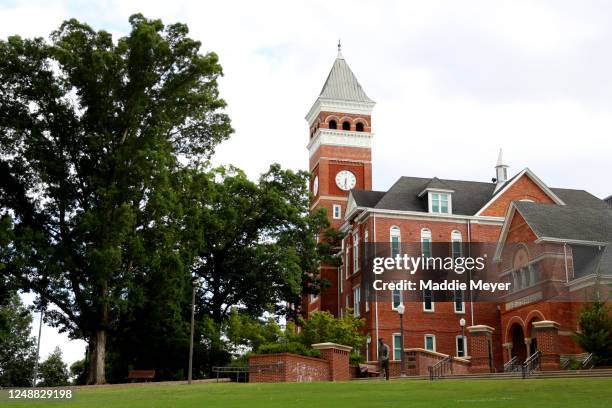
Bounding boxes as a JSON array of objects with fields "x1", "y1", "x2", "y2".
[{"x1": 378, "y1": 338, "x2": 390, "y2": 380}]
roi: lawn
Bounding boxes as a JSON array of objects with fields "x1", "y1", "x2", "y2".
[{"x1": 2, "y1": 378, "x2": 611, "y2": 408}]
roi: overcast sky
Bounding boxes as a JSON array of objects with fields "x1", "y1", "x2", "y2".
[{"x1": 3, "y1": 0, "x2": 612, "y2": 366}]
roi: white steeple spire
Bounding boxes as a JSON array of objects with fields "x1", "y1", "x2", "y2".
[{"x1": 494, "y1": 148, "x2": 509, "y2": 192}]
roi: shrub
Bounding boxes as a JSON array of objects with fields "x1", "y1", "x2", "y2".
[{"x1": 257, "y1": 342, "x2": 321, "y2": 358}]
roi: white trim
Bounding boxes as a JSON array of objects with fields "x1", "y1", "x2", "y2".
[
  {"x1": 305, "y1": 98, "x2": 375, "y2": 126},
  {"x1": 567, "y1": 273, "x2": 612, "y2": 292},
  {"x1": 454, "y1": 290, "x2": 465, "y2": 314},
  {"x1": 423, "y1": 288, "x2": 435, "y2": 312},
  {"x1": 307, "y1": 128, "x2": 373, "y2": 158},
  {"x1": 428, "y1": 191, "x2": 452, "y2": 214},
  {"x1": 475, "y1": 168, "x2": 566, "y2": 216},
  {"x1": 390, "y1": 225, "x2": 401, "y2": 257},
  {"x1": 424, "y1": 334, "x2": 436, "y2": 352},
  {"x1": 391, "y1": 283, "x2": 403, "y2": 311},
  {"x1": 332, "y1": 204, "x2": 342, "y2": 219},
  {"x1": 535, "y1": 237, "x2": 608, "y2": 246},
  {"x1": 310, "y1": 195, "x2": 348, "y2": 211},
  {"x1": 417, "y1": 187, "x2": 455, "y2": 198},
  {"x1": 352, "y1": 285, "x2": 361, "y2": 317},
  {"x1": 392, "y1": 333, "x2": 402, "y2": 361},
  {"x1": 352, "y1": 231, "x2": 360, "y2": 273},
  {"x1": 455, "y1": 335, "x2": 468, "y2": 357}
]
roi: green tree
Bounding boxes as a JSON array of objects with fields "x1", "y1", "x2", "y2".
[
  {"x1": 0, "y1": 293, "x2": 36, "y2": 387},
  {"x1": 179, "y1": 164, "x2": 328, "y2": 325},
  {"x1": 298, "y1": 310, "x2": 365, "y2": 352},
  {"x1": 574, "y1": 301, "x2": 612, "y2": 364},
  {"x1": 224, "y1": 309, "x2": 282, "y2": 355},
  {"x1": 0, "y1": 14, "x2": 232, "y2": 384},
  {"x1": 38, "y1": 347, "x2": 69, "y2": 386}
]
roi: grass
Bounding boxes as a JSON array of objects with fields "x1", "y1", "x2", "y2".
[{"x1": 2, "y1": 378, "x2": 612, "y2": 408}]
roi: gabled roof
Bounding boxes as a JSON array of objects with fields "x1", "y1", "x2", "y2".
[
  {"x1": 474, "y1": 168, "x2": 566, "y2": 216},
  {"x1": 346, "y1": 173, "x2": 605, "y2": 218},
  {"x1": 417, "y1": 177, "x2": 455, "y2": 197},
  {"x1": 350, "y1": 190, "x2": 386, "y2": 208},
  {"x1": 513, "y1": 201, "x2": 612, "y2": 243},
  {"x1": 494, "y1": 201, "x2": 612, "y2": 276},
  {"x1": 373, "y1": 176, "x2": 496, "y2": 216},
  {"x1": 318, "y1": 53, "x2": 374, "y2": 103}
]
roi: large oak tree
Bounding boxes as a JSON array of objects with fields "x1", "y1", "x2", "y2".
[{"x1": 0, "y1": 14, "x2": 231, "y2": 384}]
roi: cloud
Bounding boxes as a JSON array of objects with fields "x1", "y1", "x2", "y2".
[{"x1": 4, "y1": 0, "x2": 612, "y2": 363}]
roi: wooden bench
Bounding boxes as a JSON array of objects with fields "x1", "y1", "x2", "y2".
[
  {"x1": 358, "y1": 363, "x2": 381, "y2": 377},
  {"x1": 127, "y1": 370, "x2": 155, "y2": 382}
]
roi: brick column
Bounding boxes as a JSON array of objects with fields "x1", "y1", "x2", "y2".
[
  {"x1": 312, "y1": 342, "x2": 352, "y2": 381},
  {"x1": 532, "y1": 321, "x2": 560, "y2": 371},
  {"x1": 467, "y1": 325, "x2": 495, "y2": 373}
]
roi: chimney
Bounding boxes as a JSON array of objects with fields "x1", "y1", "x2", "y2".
[{"x1": 494, "y1": 149, "x2": 509, "y2": 192}]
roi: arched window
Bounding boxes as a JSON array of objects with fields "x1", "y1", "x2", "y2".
[
  {"x1": 356, "y1": 122, "x2": 364, "y2": 132},
  {"x1": 390, "y1": 226, "x2": 401, "y2": 257},
  {"x1": 328, "y1": 120, "x2": 337, "y2": 129},
  {"x1": 342, "y1": 121, "x2": 351, "y2": 131},
  {"x1": 421, "y1": 228, "x2": 432, "y2": 258},
  {"x1": 451, "y1": 230, "x2": 462, "y2": 259}
]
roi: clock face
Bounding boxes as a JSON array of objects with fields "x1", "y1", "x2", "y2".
[
  {"x1": 335, "y1": 170, "x2": 357, "y2": 191},
  {"x1": 313, "y1": 176, "x2": 319, "y2": 195}
]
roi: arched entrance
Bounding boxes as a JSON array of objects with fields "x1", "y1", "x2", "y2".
[
  {"x1": 526, "y1": 320, "x2": 541, "y2": 356},
  {"x1": 510, "y1": 323, "x2": 527, "y2": 362}
]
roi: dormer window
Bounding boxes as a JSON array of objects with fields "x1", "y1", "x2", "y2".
[
  {"x1": 429, "y1": 192, "x2": 451, "y2": 214},
  {"x1": 417, "y1": 178, "x2": 454, "y2": 215}
]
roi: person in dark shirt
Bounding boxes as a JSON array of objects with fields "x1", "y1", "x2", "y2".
[{"x1": 378, "y1": 338, "x2": 390, "y2": 380}]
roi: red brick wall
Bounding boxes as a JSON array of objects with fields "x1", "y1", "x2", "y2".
[
  {"x1": 248, "y1": 354, "x2": 329, "y2": 383},
  {"x1": 310, "y1": 111, "x2": 372, "y2": 136},
  {"x1": 480, "y1": 175, "x2": 555, "y2": 217}
]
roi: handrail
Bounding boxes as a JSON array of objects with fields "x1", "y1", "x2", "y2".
[
  {"x1": 504, "y1": 355, "x2": 520, "y2": 372},
  {"x1": 212, "y1": 362, "x2": 284, "y2": 382},
  {"x1": 521, "y1": 350, "x2": 541, "y2": 378},
  {"x1": 428, "y1": 355, "x2": 453, "y2": 381},
  {"x1": 582, "y1": 353, "x2": 594, "y2": 369}
]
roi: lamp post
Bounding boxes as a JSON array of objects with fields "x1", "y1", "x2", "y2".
[
  {"x1": 396, "y1": 303, "x2": 406, "y2": 377},
  {"x1": 459, "y1": 317, "x2": 466, "y2": 357},
  {"x1": 188, "y1": 278, "x2": 198, "y2": 384}
]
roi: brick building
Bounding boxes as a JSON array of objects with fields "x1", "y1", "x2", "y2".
[{"x1": 303, "y1": 47, "x2": 611, "y2": 372}]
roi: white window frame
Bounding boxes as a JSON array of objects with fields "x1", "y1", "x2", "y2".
[
  {"x1": 428, "y1": 191, "x2": 452, "y2": 214},
  {"x1": 353, "y1": 285, "x2": 360, "y2": 317},
  {"x1": 454, "y1": 290, "x2": 465, "y2": 313},
  {"x1": 390, "y1": 226, "x2": 401, "y2": 257},
  {"x1": 339, "y1": 240, "x2": 344, "y2": 293},
  {"x1": 423, "y1": 288, "x2": 434, "y2": 312},
  {"x1": 391, "y1": 283, "x2": 403, "y2": 310},
  {"x1": 421, "y1": 228, "x2": 432, "y2": 258},
  {"x1": 345, "y1": 245, "x2": 350, "y2": 280},
  {"x1": 364, "y1": 285, "x2": 370, "y2": 312},
  {"x1": 366, "y1": 336, "x2": 371, "y2": 361},
  {"x1": 451, "y1": 230, "x2": 462, "y2": 259},
  {"x1": 392, "y1": 333, "x2": 402, "y2": 361},
  {"x1": 455, "y1": 335, "x2": 468, "y2": 357},
  {"x1": 424, "y1": 334, "x2": 436, "y2": 352},
  {"x1": 352, "y1": 231, "x2": 359, "y2": 274},
  {"x1": 333, "y1": 204, "x2": 342, "y2": 220}
]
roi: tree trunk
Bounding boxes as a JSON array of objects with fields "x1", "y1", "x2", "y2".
[{"x1": 86, "y1": 330, "x2": 106, "y2": 384}]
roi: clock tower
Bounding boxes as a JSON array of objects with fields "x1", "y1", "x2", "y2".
[{"x1": 304, "y1": 44, "x2": 375, "y2": 315}]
